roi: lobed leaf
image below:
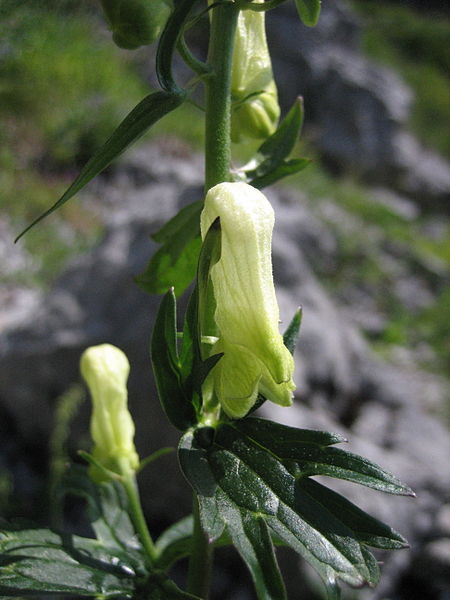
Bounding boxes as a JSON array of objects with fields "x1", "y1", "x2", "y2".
[{"x1": 179, "y1": 420, "x2": 411, "y2": 599}]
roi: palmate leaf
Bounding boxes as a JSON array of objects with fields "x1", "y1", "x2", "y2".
[
  {"x1": 136, "y1": 201, "x2": 203, "y2": 297},
  {"x1": 179, "y1": 419, "x2": 411, "y2": 599},
  {"x1": 15, "y1": 90, "x2": 186, "y2": 241}
]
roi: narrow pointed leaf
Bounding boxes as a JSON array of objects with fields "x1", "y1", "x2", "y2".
[
  {"x1": 257, "y1": 98, "x2": 304, "y2": 165},
  {"x1": 136, "y1": 201, "x2": 202, "y2": 297},
  {"x1": 294, "y1": 0, "x2": 321, "y2": 27},
  {"x1": 16, "y1": 90, "x2": 185, "y2": 241},
  {"x1": 151, "y1": 289, "x2": 197, "y2": 430},
  {"x1": 236, "y1": 417, "x2": 347, "y2": 448},
  {"x1": 291, "y1": 446, "x2": 414, "y2": 495},
  {"x1": 283, "y1": 307, "x2": 302, "y2": 355},
  {"x1": 250, "y1": 158, "x2": 311, "y2": 189},
  {"x1": 242, "y1": 98, "x2": 307, "y2": 189},
  {"x1": 218, "y1": 492, "x2": 286, "y2": 600},
  {"x1": 197, "y1": 216, "x2": 222, "y2": 343},
  {"x1": 298, "y1": 478, "x2": 408, "y2": 551},
  {"x1": 236, "y1": 418, "x2": 413, "y2": 495}
]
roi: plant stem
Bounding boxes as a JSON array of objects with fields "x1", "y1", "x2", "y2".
[
  {"x1": 187, "y1": 496, "x2": 213, "y2": 598},
  {"x1": 204, "y1": 1, "x2": 239, "y2": 190},
  {"x1": 121, "y1": 472, "x2": 157, "y2": 566},
  {"x1": 187, "y1": 3, "x2": 239, "y2": 596}
]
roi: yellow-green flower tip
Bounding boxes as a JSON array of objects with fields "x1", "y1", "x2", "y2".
[
  {"x1": 230, "y1": 1, "x2": 280, "y2": 142},
  {"x1": 201, "y1": 182, "x2": 296, "y2": 418},
  {"x1": 80, "y1": 343, "x2": 139, "y2": 481}
]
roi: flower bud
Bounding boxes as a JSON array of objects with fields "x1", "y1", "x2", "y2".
[
  {"x1": 231, "y1": 2, "x2": 280, "y2": 142},
  {"x1": 200, "y1": 182, "x2": 296, "y2": 418},
  {"x1": 80, "y1": 344, "x2": 139, "y2": 481},
  {"x1": 100, "y1": 0, "x2": 173, "y2": 50}
]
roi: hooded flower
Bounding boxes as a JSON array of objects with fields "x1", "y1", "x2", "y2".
[
  {"x1": 80, "y1": 343, "x2": 139, "y2": 481},
  {"x1": 230, "y1": 0, "x2": 280, "y2": 142},
  {"x1": 200, "y1": 182, "x2": 296, "y2": 418}
]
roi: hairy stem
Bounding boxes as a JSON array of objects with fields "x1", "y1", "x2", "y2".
[{"x1": 204, "y1": 1, "x2": 239, "y2": 190}]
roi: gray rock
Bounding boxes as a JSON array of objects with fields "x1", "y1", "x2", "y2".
[{"x1": 267, "y1": 0, "x2": 450, "y2": 206}]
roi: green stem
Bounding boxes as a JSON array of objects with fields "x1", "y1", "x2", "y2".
[
  {"x1": 187, "y1": 496, "x2": 213, "y2": 598},
  {"x1": 186, "y1": 3, "x2": 239, "y2": 595},
  {"x1": 204, "y1": 1, "x2": 239, "y2": 190},
  {"x1": 121, "y1": 472, "x2": 157, "y2": 566}
]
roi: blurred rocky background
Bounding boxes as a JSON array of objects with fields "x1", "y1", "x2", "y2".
[{"x1": 1, "y1": 0, "x2": 449, "y2": 599}]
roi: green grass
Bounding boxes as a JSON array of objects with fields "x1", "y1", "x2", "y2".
[{"x1": 352, "y1": 1, "x2": 450, "y2": 158}]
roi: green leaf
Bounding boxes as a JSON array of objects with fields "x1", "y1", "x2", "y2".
[
  {"x1": 179, "y1": 421, "x2": 411, "y2": 599},
  {"x1": 283, "y1": 307, "x2": 303, "y2": 355},
  {"x1": 152, "y1": 201, "x2": 203, "y2": 244},
  {"x1": 197, "y1": 216, "x2": 222, "y2": 343},
  {"x1": 242, "y1": 98, "x2": 309, "y2": 188},
  {"x1": 156, "y1": 0, "x2": 200, "y2": 92},
  {"x1": 59, "y1": 465, "x2": 144, "y2": 568},
  {"x1": 250, "y1": 158, "x2": 311, "y2": 189},
  {"x1": 257, "y1": 98, "x2": 305, "y2": 166},
  {"x1": 236, "y1": 418, "x2": 413, "y2": 495},
  {"x1": 236, "y1": 417, "x2": 347, "y2": 448},
  {"x1": 216, "y1": 492, "x2": 287, "y2": 600},
  {"x1": 0, "y1": 527, "x2": 136, "y2": 597},
  {"x1": 136, "y1": 201, "x2": 203, "y2": 297},
  {"x1": 294, "y1": 0, "x2": 322, "y2": 27},
  {"x1": 139, "y1": 572, "x2": 201, "y2": 599},
  {"x1": 151, "y1": 289, "x2": 197, "y2": 431},
  {"x1": 155, "y1": 516, "x2": 194, "y2": 569},
  {"x1": 16, "y1": 90, "x2": 186, "y2": 241},
  {"x1": 298, "y1": 478, "x2": 408, "y2": 550}
]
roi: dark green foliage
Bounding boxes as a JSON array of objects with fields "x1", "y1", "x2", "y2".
[{"x1": 179, "y1": 418, "x2": 411, "y2": 599}]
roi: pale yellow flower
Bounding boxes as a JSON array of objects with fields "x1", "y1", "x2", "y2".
[
  {"x1": 80, "y1": 344, "x2": 139, "y2": 481},
  {"x1": 201, "y1": 182, "x2": 295, "y2": 418}
]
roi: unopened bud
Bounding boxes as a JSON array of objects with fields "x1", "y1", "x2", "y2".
[
  {"x1": 80, "y1": 344, "x2": 139, "y2": 481},
  {"x1": 231, "y1": 2, "x2": 280, "y2": 142}
]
